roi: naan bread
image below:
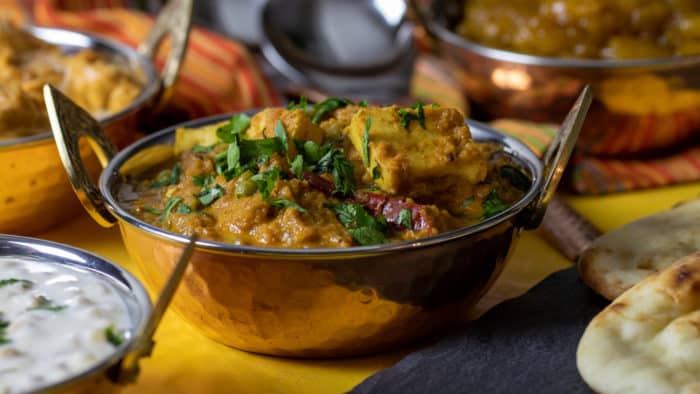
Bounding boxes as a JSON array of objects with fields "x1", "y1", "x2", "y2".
[
  {"x1": 578, "y1": 199, "x2": 700, "y2": 300},
  {"x1": 577, "y1": 252, "x2": 700, "y2": 394}
]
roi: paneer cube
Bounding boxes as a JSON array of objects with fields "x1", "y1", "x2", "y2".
[
  {"x1": 347, "y1": 105, "x2": 488, "y2": 201},
  {"x1": 248, "y1": 108, "x2": 324, "y2": 156}
]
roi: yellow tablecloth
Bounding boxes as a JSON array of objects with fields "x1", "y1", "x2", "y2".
[{"x1": 37, "y1": 182, "x2": 700, "y2": 393}]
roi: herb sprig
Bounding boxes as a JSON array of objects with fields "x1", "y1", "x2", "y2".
[
  {"x1": 330, "y1": 203, "x2": 387, "y2": 245},
  {"x1": 0, "y1": 278, "x2": 33, "y2": 289},
  {"x1": 482, "y1": 189, "x2": 509, "y2": 219}
]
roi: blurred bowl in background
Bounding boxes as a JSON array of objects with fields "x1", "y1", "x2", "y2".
[{"x1": 421, "y1": 0, "x2": 700, "y2": 157}]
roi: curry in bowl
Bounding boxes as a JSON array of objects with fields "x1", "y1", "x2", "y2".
[
  {"x1": 458, "y1": 0, "x2": 700, "y2": 59},
  {"x1": 118, "y1": 99, "x2": 530, "y2": 248},
  {"x1": 0, "y1": 20, "x2": 142, "y2": 140}
]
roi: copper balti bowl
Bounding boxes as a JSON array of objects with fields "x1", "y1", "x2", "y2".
[
  {"x1": 0, "y1": 0, "x2": 192, "y2": 235},
  {"x1": 46, "y1": 84, "x2": 592, "y2": 357},
  {"x1": 419, "y1": 0, "x2": 700, "y2": 157},
  {"x1": 1, "y1": 234, "x2": 152, "y2": 394}
]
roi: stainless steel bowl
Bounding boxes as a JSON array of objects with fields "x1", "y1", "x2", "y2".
[
  {"x1": 420, "y1": 0, "x2": 700, "y2": 157},
  {"x1": 0, "y1": 234, "x2": 151, "y2": 394},
  {"x1": 46, "y1": 85, "x2": 591, "y2": 357},
  {"x1": 0, "y1": 0, "x2": 192, "y2": 235}
]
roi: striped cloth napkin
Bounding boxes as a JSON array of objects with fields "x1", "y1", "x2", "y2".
[{"x1": 9, "y1": 0, "x2": 700, "y2": 195}]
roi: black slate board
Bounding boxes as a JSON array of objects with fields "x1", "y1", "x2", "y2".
[{"x1": 351, "y1": 268, "x2": 609, "y2": 394}]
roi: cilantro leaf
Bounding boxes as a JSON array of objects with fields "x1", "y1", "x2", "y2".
[
  {"x1": 0, "y1": 316, "x2": 9, "y2": 345},
  {"x1": 151, "y1": 164, "x2": 180, "y2": 188},
  {"x1": 0, "y1": 278, "x2": 33, "y2": 289},
  {"x1": 28, "y1": 295, "x2": 66, "y2": 312},
  {"x1": 250, "y1": 167, "x2": 281, "y2": 200},
  {"x1": 330, "y1": 203, "x2": 387, "y2": 245},
  {"x1": 482, "y1": 189, "x2": 509, "y2": 219},
  {"x1": 191, "y1": 144, "x2": 215, "y2": 154},
  {"x1": 461, "y1": 196, "x2": 475, "y2": 209},
  {"x1": 358, "y1": 99, "x2": 368, "y2": 107},
  {"x1": 362, "y1": 116, "x2": 371, "y2": 167},
  {"x1": 397, "y1": 208, "x2": 413, "y2": 230},
  {"x1": 397, "y1": 102, "x2": 426, "y2": 130},
  {"x1": 287, "y1": 96, "x2": 308, "y2": 111},
  {"x1": 240, "y1": 138, "x2": 285, "y2": 164},
  {"x1": 216, "y1": 114, "x2": 251, "y2": 142},
  {"x1": 198, "y1": 184, "x2": 225, "y2": 206},
  {"x1": 269, "y1": 198, "x2": 307, "y2": 213},
  {"x1": 143, "y1": 205, "x2": 163, "y2": 215},
  {"x1": 227, "y1": 140, "x2": 240, "y2": 171},
  {"x1": 290, "y1": 154, "x2": 304, "y2": 179},
  {"x1": 162, "y1": 197, "x2": 183, "y2": 221},
  {"x1": 316, "y1": 148, "x2": 355, "y2": 197},
  {"x1": 105, "y1": 325, "x2": 124, "y2": 346},
  {"x1": 500, "y1": 165, "x2": 531, "y2": 192},
  {"x1": 192, "y1": 174, "x2": 215, "y2": 188},
  {"x1": 311, "y1": 97, "x2": 353, "y2": 124},
  {"x1": 274, "y1": 120, "x2": 289, "y2": 153},
  {"x1": 372, "y1": 161, "x2": 382, "y2": 180}
]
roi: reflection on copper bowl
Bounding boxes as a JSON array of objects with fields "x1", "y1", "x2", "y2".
[
  {"x1": 46, "y1": 85, "x2": 591, "y2": 357},
  {"x1": 422, "y1": 0, "x2": 700, "y2": 157}
]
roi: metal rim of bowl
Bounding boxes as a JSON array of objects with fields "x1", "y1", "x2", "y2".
[
  {"x1": 0, "y1": 26, "x2": 160, "y2": 150},
  {"x1": 0, "y1": 234, "x2": 151, "y2": 393},
  {"x1": 427, "y1": 12, "x2": 700, "y2": 69},
  {"x1": 99, "y1": 112, "x2": 544, "y2": 257}
]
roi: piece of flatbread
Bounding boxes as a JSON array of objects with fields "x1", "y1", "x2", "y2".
[
  {"x1": 577, "y1": 252, "x2": 700, "y2": 394},
  {"x1": 578, "y1": 198, "x2": 700, "y2": 300}
]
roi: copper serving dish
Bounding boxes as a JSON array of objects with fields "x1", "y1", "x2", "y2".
[
  {"x1": 0, "y1": 0, "x2": 192, "y2": 235},
  {"x1": 419, "y1": 0, "x2": 700, "y2": 157},
  {"x1": 46, "y1": 84, "x2": 592, "y2": 357}
]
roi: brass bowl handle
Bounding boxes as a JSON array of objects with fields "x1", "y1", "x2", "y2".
[
  {"x1": 44, "y1": 84, "x2": 118, "y2": 228},
  {"x1": 110, "y1": 235, "x2": 197, "y2": 384},
  {"x1": 521, "y1": 85, "x2": 593, "y2": 230},
  {"x1": 137, "y1": 0, "x2": 193, "y2": 110}
]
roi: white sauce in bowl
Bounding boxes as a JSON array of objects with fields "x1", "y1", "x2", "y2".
[{"x1": 0, "y1": 258, "x2": 132, "y2": 394}]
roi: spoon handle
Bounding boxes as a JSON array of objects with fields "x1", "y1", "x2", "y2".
[{"x1": 115, "y1": 235, "x2": 197, "y2": 383}]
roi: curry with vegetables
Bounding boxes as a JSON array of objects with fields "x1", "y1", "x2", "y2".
[
  {"x1": 0, "y1": 21, "x2": 142, "y2": 140},
  {"x1": 119, "y1": 100, "x2": 530, "y2": 248},
  {"x1": 458, "y1": 0, "x2": 700, "y2": 59}
]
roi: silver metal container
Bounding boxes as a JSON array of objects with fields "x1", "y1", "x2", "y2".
[{"x1": 0, "y1": 234, "x2": 151, "y2": 394}]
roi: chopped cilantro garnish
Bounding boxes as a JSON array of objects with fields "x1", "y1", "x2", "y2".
[
  {"x1": 250, "y1": 167, "x2": 281, "y2": 200},
  {"x1": 198, "y1": 184, "x2": 225, "y2": 206},
  {"x1": 105, "y1": 325, "x2": 124, "y2": 347},
  {"x1": 362, "y1": 116, "x2": 371, "y2": 167},
  {"x1": 0, "y1": 278, "x2": 33, "y2": 289},
  {"x1": 162, "y1": 197, "x2": 183, "y2": 221},
  {"x1": 151, "y1": 164, "x2": 180, "y2": 188},
  {"x1": 398, "y1": 208, "x2": 413, "y2": 230},
  {"x1": 287, "y1": 96, "x2": 308, "y2": 112},
  {"x1": 500, "y1": 165, "x2": 531, "y2": 192},
  {"x1": 176, "y1": 203, "x2": 192, "y2": 214},
  {"x1": 290, "y1": 154, "x2": 304, "y2": 179},
  {"x1": 216, "y1": 114, "x2": 251, "y2": 142},
  {"x1": 143, "y1": 205, "x2": 163, "y2": 215},
  {"x1": 240, "y1": 138, "x2": 285, "y2": 164},
  {"x1": 482, "y1": 189, "x2": 509, "y2": 219},
  {"x1": 358, "y1": 99, "x2": 368, "y2": 107},
  {"x1": 269, "y1": 198, "x2": 307, "y2": 213},
  {"x1": 227, "y1": 140, "x2": 240, "y2": 170},
  {"x1": 192, "y1": 174, "x2": 215, "y2": 188},
  {"x1": 28, "y1": 295, "x2": 66, "y2": 312},
  {"x1": 191, "y1": 144, "x2": 215, "y2": 154},
  {"x1": 315, "y1": 148, "x2": 355, "y2": 197},
  {"x1": 372, "y1": 161, "x2": 382, "y2": 180},
  {"x1": 311, "y1": 97, "x2": 353, "y2": 124},
  {"x1": 397, "y1": 102, "x2": 426, "y2": 130},
  {"x1": 330, "y1": 203, "x2": 387, "y2": 245},
  {"x1": 461, "y1": 196, "x2": 475, "y2": 209},
  {"x1": 274, "y1": 120, "x2": 289, "y2": 154},
  {"x1": 0, "y1": 316, "x2": 9, "y2": 345}
]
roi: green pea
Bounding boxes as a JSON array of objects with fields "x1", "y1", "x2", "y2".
[{"x1": 235, "y1": 179, "x2": 257, "y2": 197}]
